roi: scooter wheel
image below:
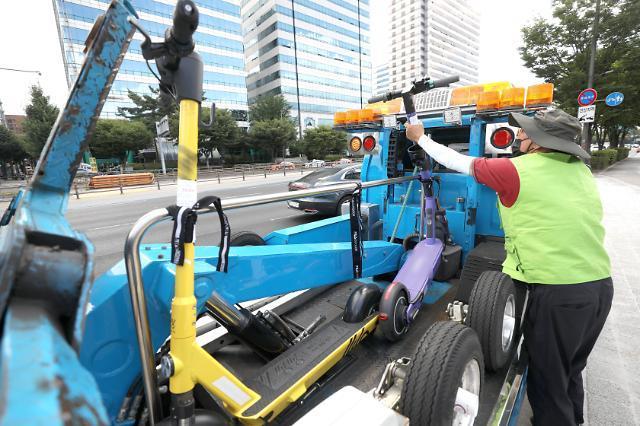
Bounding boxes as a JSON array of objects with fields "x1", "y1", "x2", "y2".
[{"x1": 378, "y1": 282, "x2": 409, "y2": 341}]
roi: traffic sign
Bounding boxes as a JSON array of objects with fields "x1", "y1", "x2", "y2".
[
  {"x1": 605, "y1": 92, "x2": 624, "y2": 107},
  {"x1": 578, "y1": 88, "x2": 597, "y2": 106},
  {"x1": 578, "y1": 105, "x2": 596, "y2": 123},
  {"x1": 155, "y1": 115, "x2": 170, "y2": 137}
]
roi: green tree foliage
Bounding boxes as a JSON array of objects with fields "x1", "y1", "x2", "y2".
[
  {"x1": 248, "y1": 118, "x2": 296, "y2": 161},
  {"x1": 200, "y1": 108, "x2": 239, "y2": 159},
  {"x1": 0, "y1": 125, "x2": 27, "y2": 177},
  {"x1": 23, "y1": 85, "x2": 59, "y2": 158},
  {"x1": 89, "y1": 119, "x2": 153, "y2": 164},
  {"x1": 117, "y1": 86, "x2": 178, "y2": 136},
  {"x1": 520, "y1": 0, "x2": 640, "y2": 148},
  {"x1": 299, "y1": 126, "x2": 348, "y2": 160},
  {"x1": 249, "y1": 94, "x2": 291, "y2": 123}
]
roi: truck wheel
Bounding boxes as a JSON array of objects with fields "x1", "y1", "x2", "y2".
[
  {"x1": 400, "y1": 321, "x2": 483, "y2": 425},
  {"x1": 230, "y1": 231, "x2": 265, "y2": 246},
  {"x1": 466, "y1": 271, "x2": 517, "y2": 372},
  {"x1": 378, "y1": 282, "x2": 409, "y2": 341}
]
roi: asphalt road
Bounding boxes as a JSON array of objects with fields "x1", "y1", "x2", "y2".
[{"x1": 66, "y1": 176, "x2": 318, "y2": 276}]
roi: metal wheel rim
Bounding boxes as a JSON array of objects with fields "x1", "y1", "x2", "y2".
[
  {"x1": 502, "y1": 294, "x2": 516, "y2": 351},
  {"x1": 452, "y1": 358, "x2": 481, "y2": 424},
  {"x1": 392, "y1": 295, "x2": 408, "y2": 335}
]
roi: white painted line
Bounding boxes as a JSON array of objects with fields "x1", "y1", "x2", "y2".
[
  {"x1": 89, "y1": 222, "x2": 134, "y2": 231},
  {"x1": 269, "y1": 214, "x2": 300, "y2": 221}
]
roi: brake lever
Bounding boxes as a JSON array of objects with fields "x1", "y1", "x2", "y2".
[{"x1": 200, "y1": 103, "x2": 215, "y2": 129}]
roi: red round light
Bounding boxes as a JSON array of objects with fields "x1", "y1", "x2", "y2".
[
  {"x1": 491, "y1": 127, "x2": 515, "y2": 149},
  {"x1": 363, "y1": 135, "x2": 376, "y2": 151}
]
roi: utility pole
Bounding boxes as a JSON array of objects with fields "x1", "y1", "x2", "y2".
[{"x1": 582, "y1": 0, "x2": 601, "y2": 154}]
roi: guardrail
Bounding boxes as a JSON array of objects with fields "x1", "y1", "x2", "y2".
[{"x1": 0, "y1": 160, "x2": 364, "y2": 201}]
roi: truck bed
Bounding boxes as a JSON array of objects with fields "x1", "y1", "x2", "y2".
[{"x1": 210, "y1": 280, "x2": 531, "y2": 425}]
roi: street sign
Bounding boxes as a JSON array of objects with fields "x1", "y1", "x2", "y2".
[
  {"x1": 155, "y1": 115, "x2": 170, "y2": 137},
  {"x1": 605, "y1": 92, "x2": 624, "y2": 107},
  {"x1": 578, "y1": 105, "x2": 596, "y2": 123},
  {"x1": 578, "y1": 88, "x2": 597, "y2": 106}
]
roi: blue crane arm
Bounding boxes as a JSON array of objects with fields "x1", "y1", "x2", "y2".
[{"x1": 0, "y1": 1, "x2": 138, "y2": 424}]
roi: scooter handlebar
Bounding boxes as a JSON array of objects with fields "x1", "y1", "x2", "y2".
[
  {"x1": 367, "y1": 89, "x2": 403, "y2": 104},
  {"x1": 431, "y1": 75, "x2": 459, "y2": 88}
]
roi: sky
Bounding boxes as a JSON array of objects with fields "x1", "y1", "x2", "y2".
[{"x1": 0, "y1": 0, "x2": 553, "y2": 116}]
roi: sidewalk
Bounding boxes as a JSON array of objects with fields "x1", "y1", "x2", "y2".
[{"x1": 586, "y1": 152, "x2": 640, "y2": 425}]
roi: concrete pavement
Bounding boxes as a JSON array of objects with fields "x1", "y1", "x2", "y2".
[{"x1": 586, "y1": 151, "x2": 640, "y2": 425}]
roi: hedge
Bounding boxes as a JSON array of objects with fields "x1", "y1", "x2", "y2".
[
  {"x1": 616, "y1": 147, "x2": 630, "y2": 161},
  {"x1": 590, "y1": 150, "x2": 611, "y2": 170}
]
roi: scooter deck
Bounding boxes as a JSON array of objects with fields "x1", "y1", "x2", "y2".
[{"x1": 241, "y1": 314, "x2": 375, "y2": 417}]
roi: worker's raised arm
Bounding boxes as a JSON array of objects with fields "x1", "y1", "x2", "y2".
[
  {"x1": 405, "y1": 123, "x2": 520, "y2": 207},
  {"x1": 405, "y1": 122, "x2": 474, "y2": 175}
]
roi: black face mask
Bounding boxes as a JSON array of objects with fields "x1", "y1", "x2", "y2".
[{"x1": 512, "y1": 138, "x2": 529, "y2": 157}]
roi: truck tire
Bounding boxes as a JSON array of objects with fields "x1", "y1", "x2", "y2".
[
  {"x1": 230, "y1": 231, "x2": 265, "y2": 246},
  {"x1": 400, "y1": 321, "x2": 483, "y2": 425},
  {"x1": 378, "y1": 282, "x2": 409, "y2": 341},
  {"x1": 466, "y1": 271, "x2": 517, "y2": 372}
]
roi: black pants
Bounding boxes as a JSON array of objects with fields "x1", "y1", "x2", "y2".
[{"x1": 518, "y1": 277, "x2": 613, "y2": 426}]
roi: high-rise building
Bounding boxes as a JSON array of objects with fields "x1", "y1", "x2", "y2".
[
  {"x1": 373, "y1": 63, "x2": 390, "y2": 96},
  {"x1": 52, "y1": 0, "x2": 248, "y2": 125},
  {"x1": 388, "y1": 0, "x2": 479, "y2": 91},
  {"x1": 0, "y1": 100, "x2": 5, "y2": 127},
  {"x1": 241, "y1": 0, "x2": 372, "y2": 133}
]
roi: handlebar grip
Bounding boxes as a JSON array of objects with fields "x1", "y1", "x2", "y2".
[
  {"x1": 367, "y1": 89, "x2": 403, "y2": 104},
  {"x1": 432, "y1": 75, "x2": 460, "y2": 88},
  {"x1": 367, "y1": 94, "x2": 386, "y2": 104},
  {"x1": 171, "y1": 0, "x2": 199, "y2": 47}
]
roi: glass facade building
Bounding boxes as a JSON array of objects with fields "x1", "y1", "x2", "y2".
[
  {"x1": 52, "y1": 0, "x2": 248, "y2": 124},
  {"x1": 373, "y1": 63, "x2": 389, "y2": 96},
  {"x1": 388, "y1": 0, "x2": 479, "y2": 90},
  {"x1": 241, "y1": 0, "x2": 371, "y2": 133}
]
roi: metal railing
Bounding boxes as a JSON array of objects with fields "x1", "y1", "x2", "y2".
[{"x1": 123, "y1": 174, "x2": 419, "y2": 423}]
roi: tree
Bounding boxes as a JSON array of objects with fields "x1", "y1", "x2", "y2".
[
  {"x1": 23, "y1": 85, "x2": 59, "y2": 158},
  {"x1": 117, "y1": 86, "x2": 178, "y2": 136},
  {"x1": 248, "y1": 118, "x2": 296, "y2": 161},
  {"x1": 199, "y1": 108, "x2": 239, "y2": 162},
  {"x1": 299, "y1": 126, "x2": 348, "y2": 160},
  {"x1": 89, "y1": 119, "x2": 153, "y2": 165},
  {"x1": 249, "y1": 94, "x2": 291, "y2": 123},
  {"x1": 0, "y1": 125, "x2": 27, "y2": 177},
  {"x1": 520, "y1": 0, "x2": 640, "y2": 148}
]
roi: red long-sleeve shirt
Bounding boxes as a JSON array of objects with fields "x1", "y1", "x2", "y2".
[{"x1": 472, "y1": 158, "x2": 520, "y2": 207}]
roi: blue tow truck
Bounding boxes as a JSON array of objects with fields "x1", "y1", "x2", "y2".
[{"x1": 0, "y1": 1, "x2": 556, "y2": 424}]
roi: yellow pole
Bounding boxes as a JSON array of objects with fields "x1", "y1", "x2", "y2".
[{"x1": 170, "y1": 99, "x2": 199, "y2": 394}]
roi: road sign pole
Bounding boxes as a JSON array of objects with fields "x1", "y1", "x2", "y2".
[{"x1": 582, "y1": 0, "x2": 601, "y2": 155}]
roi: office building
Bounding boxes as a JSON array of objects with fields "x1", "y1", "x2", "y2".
[
  {"x1": 52, "y1": 0, "x2": 248, "y2": 125},
  {"x1": 0, "y1": 100, "x2": 5, "y2": 128},
  {"x1": 373, "y1": 63, "x2": 390, "y2": 96},
  {"x1": 388, "y1": 0, "x2": 479, "y2": 91},
  {"x1": 241, "y1": 0, "x2": 372, "y2": 133}
]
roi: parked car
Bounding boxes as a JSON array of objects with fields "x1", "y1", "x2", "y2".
[
  {"x1": 304, "y1": 159, "x2": 326, "y2": 168},
  {"x1": 287, "y1": 165, "x2": 361, "y2": 216},
  {"x1": 76, "y1": 162, "x2": 94, "y2": 176}
]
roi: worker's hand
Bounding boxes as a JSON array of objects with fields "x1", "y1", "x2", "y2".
[{"x1": 405, "y1": 122, "x2": 424, "y2": 143}]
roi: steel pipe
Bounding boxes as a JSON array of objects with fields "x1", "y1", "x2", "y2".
[
  {"x1": 124, "y1": 208, "x2": 169, "y2": 425},
  {"x1": 123, "y1": 174, "x2": 418, "y2": 423}
]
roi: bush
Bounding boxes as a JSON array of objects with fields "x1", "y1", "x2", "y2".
[
  {"x1": 590, "y1": 150, "x2": 610, "y2": 170},
  {"x1": 615, "y1": 147, "x2": 630, "y2": 161},
  {"x1": 324, "y1": 154, "x2": 344, "y2": 162},
  {"x1": 602, "y1": 149, "x2": 618, "y2": 164}
]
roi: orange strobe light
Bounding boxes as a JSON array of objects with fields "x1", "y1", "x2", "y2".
[{"x1": 350, "y1": 136, "x2": 362, "y2": 152}]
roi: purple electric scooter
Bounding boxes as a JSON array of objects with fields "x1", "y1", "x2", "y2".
[{"x1": 370, "y1": 75, "x2": 459, "y2": 341}]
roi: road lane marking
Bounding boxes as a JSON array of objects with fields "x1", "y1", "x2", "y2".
[
  {"x1": 89, "y1": 222, "x2": 135, "y2": 231},
  {"x1": 269, "y1": 214, "x2": 300, "y2": 221}
]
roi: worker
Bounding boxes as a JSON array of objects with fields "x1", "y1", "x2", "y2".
[{"x1": 405, "y1": 108, "x2": 613, "y2": 426}]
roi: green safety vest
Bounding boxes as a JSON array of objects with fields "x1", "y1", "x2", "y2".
[{"x1": 498, "y1": 152, "x2": 611, "y2": 284}]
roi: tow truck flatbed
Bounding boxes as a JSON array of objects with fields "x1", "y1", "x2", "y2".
[{"x1": 207, "y1": 280, "x2": 530, "y2": 425}]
